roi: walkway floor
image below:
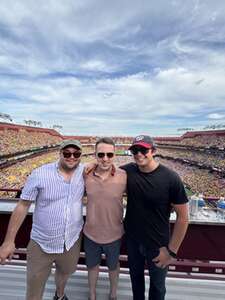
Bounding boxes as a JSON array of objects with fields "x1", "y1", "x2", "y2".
[{"x1": 1, "y1": 265, "x2": 225, "y2": 300}]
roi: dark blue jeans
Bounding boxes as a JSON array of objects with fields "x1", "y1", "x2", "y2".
[{"x1": 126, "y1": 235, "x2": 167, "y2": 300}]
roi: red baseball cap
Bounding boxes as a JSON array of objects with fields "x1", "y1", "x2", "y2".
[{"x1": 129, "y1": 135, "x2": 156, "y2": 150}]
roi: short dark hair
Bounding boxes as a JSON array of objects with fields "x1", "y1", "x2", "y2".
[{"x1": 95, "y1": 137, "x2": 115, "y2": 151}]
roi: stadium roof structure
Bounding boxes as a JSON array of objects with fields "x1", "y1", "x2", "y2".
[{"x1": 1, "y1": 263, "x2": 225, "y2": 300}]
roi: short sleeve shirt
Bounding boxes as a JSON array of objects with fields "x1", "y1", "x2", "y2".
[
  {"x1": 120, "y1": 163, "x2": 188, "y2": 249},
  {"x1": 84, "y1": 167, "x2": 127, "y2": 244},
  {"x1": 21, "y1": 161, "x2": 84, "y2": 253}
]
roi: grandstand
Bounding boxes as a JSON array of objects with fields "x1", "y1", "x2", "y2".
[
  {"x1": 0, "y1": 123, "x2": 225, "y2": 199},
  {"x1": 155, "y1": 129, "x2": 225, "y2": 149},
  {"x1": 0, "y1": 122, "x2": 62, "y2": 156}
]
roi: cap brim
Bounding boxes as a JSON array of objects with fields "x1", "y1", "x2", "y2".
[
  {"x1": 60, "y1": 144, "x2": 82, "y2": 150},
  {"x1": 128, "y1": 142, "x2": 152, "y2": 150}
]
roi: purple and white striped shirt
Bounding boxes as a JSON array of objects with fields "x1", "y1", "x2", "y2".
[{"x1": 21, "y1": 161, "x2": 84, "y2": 253}]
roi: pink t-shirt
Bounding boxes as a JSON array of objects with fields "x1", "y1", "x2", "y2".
[{"x1": 84, "y1": 166, "x2": 127, "y2": 244}]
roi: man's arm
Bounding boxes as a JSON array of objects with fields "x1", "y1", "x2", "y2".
[
  {"x1": 152, "y1": 202, "x2": 189, "y2": 268},
  {"x1": 168, "y1": 202, "x2": 189, "y2": 253},
  {"x1": 0, "y1": 199, "x2": 32, "y2": 264}
]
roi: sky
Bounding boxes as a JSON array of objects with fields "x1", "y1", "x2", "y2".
[{"x1": 0, "y1": 0, "x2": 225, "y2": 137}]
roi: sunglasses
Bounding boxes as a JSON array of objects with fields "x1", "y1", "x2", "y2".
[
  {"x1": 130, "y1": 147, "x2": 150, "y2": 155},
  {"x1": 97, "y1": 152, "x2": 114, "y2": 159},
  {"x1": 62, "y1": 151, "x2": 82, "y2": 158}
]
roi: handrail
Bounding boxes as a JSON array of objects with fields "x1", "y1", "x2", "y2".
[{"x1": 3, "y1": 249, "x2": 223, "y2": 280}]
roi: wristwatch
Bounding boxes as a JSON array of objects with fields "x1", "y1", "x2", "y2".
[{"x1": 167, "y1": 247, "x2": 177, "y2": 258}]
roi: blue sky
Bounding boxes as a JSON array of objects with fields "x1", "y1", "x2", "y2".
[{"x1": 0, "y1": 0, "x2": 225, "y2": 136}]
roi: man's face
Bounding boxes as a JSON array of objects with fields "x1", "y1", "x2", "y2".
[
  {"x1": 59, "y1": 146, "x2": 82, "y2": 171},
  {"x1": 96, "y1": 143, "x2": 115, "y2": 171},
  {"x1": 130, "y1": 146, "x2": 154, "y2": 168}
]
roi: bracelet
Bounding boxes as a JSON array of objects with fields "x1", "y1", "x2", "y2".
[{"x1": 167, "y1": 247, "x2": 177, "y2": 258}]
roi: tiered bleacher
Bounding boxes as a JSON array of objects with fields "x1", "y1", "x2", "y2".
[
  {"x1": 158, "y1": 158, "x2": 225, "y2": 197},
  {"x1": 180, "y1": 131, "x2": 225, "y2": 148},
  {"x1": 154, "y1": 130, "x2": 225, "y2": 198},
  {"x1": 0, "y1": 152, "x2": 59, "y2": 196},
  {"x1": 0, "y1": 125, "x2": 225, "y2": 198},
  {"x1": 157, "y1": 148, "x2": 225, "y2": 170},
  {"x1": 0, "y1": 122, "x2": 62, "y2": 156},
  {"x1": 155, "y1": 130, "x2": 225, "y2": 149}
]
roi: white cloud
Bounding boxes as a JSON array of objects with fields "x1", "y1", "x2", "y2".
[
  {"x1": 208, "y1": 113, "x2": 225, "y2": 120},
  {"x1": 0, "y1": 1, "x2": 225, "y2": 135}
]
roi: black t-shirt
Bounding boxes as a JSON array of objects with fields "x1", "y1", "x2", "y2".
[{"x1": 120, "y1": 163, "x2": 188, "y2": 249}]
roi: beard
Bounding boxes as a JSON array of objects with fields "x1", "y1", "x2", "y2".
[{"x1": 59, "y1": 160, "x2": 79, "y2": 172}]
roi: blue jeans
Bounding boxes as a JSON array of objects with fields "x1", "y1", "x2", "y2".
[{"x1": 126, "y1": 235, "x2": 168, "y2": 300}]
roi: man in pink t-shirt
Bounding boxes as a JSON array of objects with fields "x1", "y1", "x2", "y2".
[{"x1": 84, "y1": 137, "x2": 126, "y2": 300}]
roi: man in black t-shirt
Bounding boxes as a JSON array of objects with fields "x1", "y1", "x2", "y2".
[{"x1": 121, "y1": 135, "x2": 189, "y2": 300}]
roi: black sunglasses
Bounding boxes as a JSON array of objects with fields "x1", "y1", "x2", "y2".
[
  {"x1": 130, "y1": 147, "x2": 150, "y2": 155},
  {"x1": 97, "y1": 152, "x2": 114, "y2": 159},
  {"x1": 62, "y1": 151, "x2": 82, "y2": 158}
]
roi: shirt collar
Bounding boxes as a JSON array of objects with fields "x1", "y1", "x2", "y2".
[{"x1": 87, "y1": 163, "x2": 116, "y2": 177}]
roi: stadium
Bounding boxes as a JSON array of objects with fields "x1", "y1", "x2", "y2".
[
  {"x1": 0, "y1": 121, "x2": 225, "y2": 299},
  {"x1": 1, "y1": 122, "x2": 225, "y2": 199}
]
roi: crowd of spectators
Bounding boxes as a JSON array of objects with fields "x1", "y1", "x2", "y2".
[
  {"x1": 157, "y1": 148, "x2": 225, "y2": 170},
  {"x1": 0, "y1": 152, "x2": 59, "y2": 198},
  {"x1": 156, "y1": 133, "x2": 225, "y2": 149},
  {"x1": 180, "y1": 135, "x2": 225, "y2": 148},
  {"x1": 158, "y1": 158, "x2": 225, "y2": 198},
  {"x1": 0, "y1": 128, "x2": 61, "y2": 156}
]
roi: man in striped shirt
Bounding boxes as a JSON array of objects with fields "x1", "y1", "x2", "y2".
[{"x1": 0, "y1": 140, "x2": 85, "y2": 300}]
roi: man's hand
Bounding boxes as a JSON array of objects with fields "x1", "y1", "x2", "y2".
[
  {"x1": 0, "y1": 242, "x2": 16, "y2": 265},
  {"x1": 0, "y1": 200, "x2": 31, "y2": 265},
  {"x1": 152, "y1": 246, "x2": 175, "y2": 269},
  {"x1": 84, "y1": 162, "x2": 97, "y2": 175}
]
